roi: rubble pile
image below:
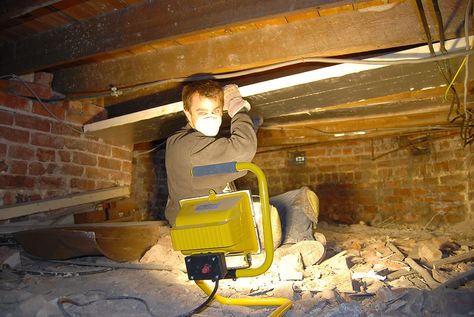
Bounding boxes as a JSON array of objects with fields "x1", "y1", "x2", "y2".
[{"x1": 1, "y1": 222, "x2": 473, "y2": 316}]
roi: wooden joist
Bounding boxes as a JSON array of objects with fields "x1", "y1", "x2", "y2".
[
  {"x1": 0, "y1": 0, "x2": 344, "y2": 77},
  {"x1": 0, "y1": 186, "x2": 130, "y2": 221},
  {"x1": 51, "y1": 0, "x2": 468, "y2": 94},
  {"x1": 83, "y1": 37, "x2": 472, "y2": 145},
  {"x1": 0, "y1": 0, "x2": 62, "y2": 23}
]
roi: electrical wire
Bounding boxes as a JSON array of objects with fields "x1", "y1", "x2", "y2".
[
  {"x1": 444, "y1": 57, "x2": 467, "y2": 100},
  {"x1": 65, "y1": 49, "x2": 474, "y2": 100},
  {"x1": 57, "y1": 279, "x2": 219, "y2": 317},
  {"x1": 58, "y1": 295, "x2": 159, "y2": 317},
  {"x1": 414, "y1": 0, "x2": 461, "y2": 124},
  {"x1": 260, "y1": 124, "x2": 467, "y2": 134},
  {"x1": 2, "y1": 266, "x2": 112, "y2": 277},
  {"x1": 175, "y1": 279, "x2": 219, "y2": 317},
  {"x1": 134, "y1": 140, "x2": 166, "y2": 157},
  {"x1": 0, "y1": 74, "x2": 84, "y2": 135},
  {"x1": 414, "y1": 0, "x2": 474, "y2": 146}
]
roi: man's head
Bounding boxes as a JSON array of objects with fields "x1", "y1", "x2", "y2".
[{"x1": 182, "y1": 80, "x2": 224, "y2": 136}]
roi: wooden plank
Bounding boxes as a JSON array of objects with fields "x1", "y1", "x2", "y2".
[
  {"x1": 404, "y1": 257, "x2": 440, "y2": 289},
  {"x1": 0, "y1": 0, "x2": 341, "y2": 76},
  {"x1": 436, "y1": 268, "x2": 474, "y2": 290},
  {"x1": 0, "y1": 186, "x2": 130, "y2": 221},
  {"x1": 0, "y1": 0, "x2": 62, "y2": 23},
  {"x1": 83, "y1": 37, "x2": 471, "y2": 145},
  {"x1": 432, "y1": 250, "x2": 474, "y2": 267},
  {"x1": 256, "y1": 104, "x2": 453, "y2": 147},
  {"x1": 51, "y1": 0, "x2": 468, "y2": 94}
]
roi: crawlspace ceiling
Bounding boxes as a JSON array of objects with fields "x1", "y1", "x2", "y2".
[{"x1": 0, "y1": 0, "x2": 473, "y2": 147}]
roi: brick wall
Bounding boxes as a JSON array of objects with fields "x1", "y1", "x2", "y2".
[
  {"x1": 236, "y1": 132, "x2": 474, "y2": 226},
  {"x1": 0, "y1": 74, "x2": 133, "y2": 209},
  {"x1": 131, "y1": 143, "x2": 168, "y2": 220}
]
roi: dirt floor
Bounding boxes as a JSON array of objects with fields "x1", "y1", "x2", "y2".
[{"x1": 1, "y1": 221, "x2": 474, "y2": 317}]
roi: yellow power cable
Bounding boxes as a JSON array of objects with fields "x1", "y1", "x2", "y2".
[
  {"x1": 444, "y1": 58, "x2": 467, "y2": 101},
  {"x1": 444, "y1": 37, "x2": 473, "y2": 101},
  {"x1": 195, "y1": 280, "x2": 293, "y2": 317}
]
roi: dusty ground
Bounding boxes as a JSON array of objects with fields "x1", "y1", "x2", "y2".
[{"x1": 1, "y1": 221, "x2": 474, "y2": 317}]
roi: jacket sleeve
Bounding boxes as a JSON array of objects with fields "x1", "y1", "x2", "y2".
[{"x1": 190, "y1": 112, "x2": 257, "y2": 189}]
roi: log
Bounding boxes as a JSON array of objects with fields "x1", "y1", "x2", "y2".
[
  {"x1": 431, "y1": 250, "x2": 474, "y2": 267},
  {"x1": 435, "y1": 268, "x2": 474, "y2": 290},
  {"x1": 404, "y1": 257, "x2": 440, "y2": 289}
]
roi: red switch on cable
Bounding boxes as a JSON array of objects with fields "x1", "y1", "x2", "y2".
[{"x1": 201, "y1": 263, "x2": 211, "y2": 274}]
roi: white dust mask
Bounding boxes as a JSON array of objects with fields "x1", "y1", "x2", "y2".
[{"x1": 194, "y1": 114, "x2": 222, "y2": 136}]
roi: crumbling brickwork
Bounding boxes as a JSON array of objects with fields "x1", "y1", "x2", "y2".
[
  {"x1": 0, "y1": 73, "x2": 133, "y2": 208},
  {"x1": 236, "y1": 132, "x2": 474, "y2": 226}
]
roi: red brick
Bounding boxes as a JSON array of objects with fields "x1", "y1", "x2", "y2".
[
  {"x1": 66, "y1": 100, "x2": 106, "y2": 125},
  {"x1": 0, "y1": 91, "x2": 31, "y2": 112},
  {"x1": 0, "y1": 174, "x2": 35, "y2": 188},
  {"x1": 0, "y1": 126, "x2": 30, "y2": 143},
  {"x1": 39, "y1": 176, "x2": 64, "y2": 189},
  {"x1": 47, "y1": 163, "x2": 57, "y2": 174},
  {"x1": 9, "y1": 160, "x2": 28, "y2": 174},
  {"x1": 2, "y1": 191, "x2": 15, "y2": 205},
  {"x1": 109, "y1": 170, "x2": 129, "y2": 183},
  {"x1": 15, "y1": 113, "x2": 51, "y2": 132},
  {"x1": 83, "y1": 101, "x2": 107, "y2": 123},
  {"x1": 31, "y1": 132, "x2": 64, "y2": 149},
  {"x1": 64, "y1": 137, "x2": 88, "y2": 151},
  {"x1": 58, "y1": 150, "x2": 71, "y2": 162},
  {"x1": 34, "y1": 72, "x2": 54, "y2": 86},
  {"x1": 96, "y1": 181, "x2": 116, "y2": 189},
  {"x1": 0, "y1": 144, "x2": 6, "y2": 159},
  {"x1": 0, "y1": 160, "x2": 7, "y2": 173},
  {"x1": 29, "y1": 162, "x2": 52, "y2": 175},
  {"x1": 87, "y1": 142, "x2": 112, "y2": 156},
  {"x1": 0, "y1": 109, "x2": 13, "y2": 125},
  {"x1": 111, "y1": 147, "x2": 132, "y2": 160},
  {"x1": 121, "y1": 161, "x2": 132, "y2": 173},
  {"x1": 61, "y1": 164, "x2": 84, "y2": 176},
  {"x1": 444, "y1": 212, "x2": 465, "y2": 224},
  {"x1": 85, "y1": 166, "x2": 108, "y2": 179},
  {"x1": 45, "y1": 191, "x2": 65, "y2": 200},
  {"x1": 393, "y1": 188, "x2": 412, "y2": 196},
  {"x1": 72, "y1": 152, "x2": 97, "y2": 166},
  {"x1": 98, "y1": 157, "x2": 121, "y2": 170},
  {"x1": 8, "y1": 144, "x2": 34, "y2": 160},
  {"x1": 447, "y1": 160, "x2": 463, "y2": 172},
  {"x1": 51, "y1": 122, "x2": 82, "y2": 137},
  {"x1": 439, "y1": 174, "x2": 465, "y2": 185},
  {"x1": 28, "y1": 162, "x2": 44, "y2": 175},
  {"x1": 36, "y1": 148, "x2": 56, "y2": 162},
  {"x1": 4, "y1": 79, "x2": 52, "y2": 99},
  {"x1": 70, "y1": 178, "x2": 96, "y2": 190},
  {"x1": 32, "y1": 101, "x2": 65, "y2": 120}
]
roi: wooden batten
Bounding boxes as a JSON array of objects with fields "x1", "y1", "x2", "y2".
[{"x1": 0, "y1": 186, "x2": 130, "y2": 221}]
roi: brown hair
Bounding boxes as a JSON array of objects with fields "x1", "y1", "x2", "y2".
[{"x1": 182, "y1": 80, "x2": 223, "y2": 111}]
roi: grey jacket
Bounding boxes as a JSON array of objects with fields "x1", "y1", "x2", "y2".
[{"x1": 164, "y1": 112, "x2": 257, "y2": 226}]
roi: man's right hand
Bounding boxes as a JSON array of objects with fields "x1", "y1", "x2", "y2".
[{"x1": 223, "y1": 84, "x2": 251, "y2": 118}]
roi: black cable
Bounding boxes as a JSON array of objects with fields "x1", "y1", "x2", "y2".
[
  {"x1": 176, "y1": 279, "x2": 220, "y2": 317},
  {"x1": 57, "y1": 295, "x2": 159, "y2": 317},
  {"x1": 57, "y1": 279, "x2": 219, "y2": 317},
  {"x1": 414, "y1": 0, "x2": 473, "y2": 146},
  {"x1": 429, "y1": 0, "x2": 462, "y2": 125},
  {"x1": 2, "y1": 265, "x2": 112, "y2": 277}
]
